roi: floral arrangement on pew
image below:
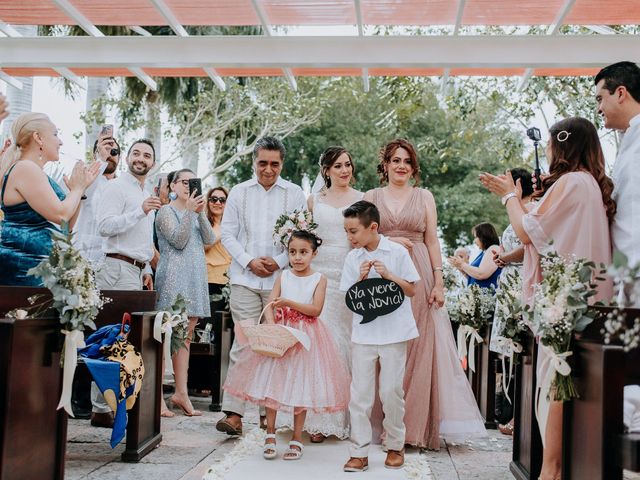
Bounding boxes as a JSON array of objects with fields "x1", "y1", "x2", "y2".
[
  {"x1": 273, "y1": 209, "x2": 318, "y2": 248},
  {"x1": 528, "y1": 251, "x2": 607, "y2": 404},
  {"x1": 9, "y1": 226, "x2": 110, "y2": 416},
  {"x1": 447, "y1": 284, "x2": 495, "y2": 372},
  {"x1": 600, "y1": 251, "x2": 640, "y2": 352},
  {"x1": 493, "y1": 269, "x2": 528, "y2": 402},
  {"x1": 443, "y1": 262, "x2": 463, "y2": 292},
  {"x1": 153, "y1": 294, "x2": 190, "y2": 374}
]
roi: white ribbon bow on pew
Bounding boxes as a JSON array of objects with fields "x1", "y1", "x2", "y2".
[
  {"x1": 495, "y1": 336, "x2": 523, "y2": 404},
  {"x1": 535, "y1": 343, "x2": 572, "y2": 447},
  {"x1": 153, "y1": 311, "x2": 184, "y2": 376},
  {"x1": 57, "y1": 329, "x2": 86, "y2": 416},
  {"x1": 456, "y1": 325, "x2": 484, "y2": 372}
]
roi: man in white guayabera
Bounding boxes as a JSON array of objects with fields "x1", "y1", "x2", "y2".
[
  {"x1": 216, "y1": 137, "x2": 306, "y2": 436},
  {"x1": 595, "y1": 61, "x2": 640, "y2": 306}
]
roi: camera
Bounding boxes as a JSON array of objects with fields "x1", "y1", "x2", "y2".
[
  {"x1": 527, "y1": 126, "x2": 542, "y2": 189},
  {"x1": 526, "y1": 127, "x2": 541, "y2": 142},
  {"x1": 110, "y1": 147, "x2": 120, "y2": 157}
]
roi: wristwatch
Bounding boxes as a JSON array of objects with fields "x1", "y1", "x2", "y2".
[{"x1": 501, "y1": 191, "x2": 517, "y2": 206}]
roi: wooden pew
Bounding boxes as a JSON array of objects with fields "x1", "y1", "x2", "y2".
[
  {"x1": 562, "y1": 307, "x2": 640, "y2": 480},
  {"x1": 0, "y1": 287, "x2": 160, "y2": 462},
  {"x1": 187, "y1": 310, "x2": 233, "y2": 412},
  {"x1": 0, "y1": 315, "x2": 66, "y2": 480},
  {"x1": 510, "y1": 331, "x2": 543, "y2": 480},
  {"x1": 465, "y1": 322, "x2": 498, "y2": 428}
]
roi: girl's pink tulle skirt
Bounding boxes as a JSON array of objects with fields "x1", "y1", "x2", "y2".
[{"x1": 223, "y1": 309, "x2": 351, "y2": 414}]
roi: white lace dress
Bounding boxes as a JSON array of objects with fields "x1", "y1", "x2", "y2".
[{"x1": 277, "y1": 191, "x2": 362, "y2": 438}]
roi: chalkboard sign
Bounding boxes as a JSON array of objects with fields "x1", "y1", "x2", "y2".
[{"x1": 345, "y1": 278, "x2": 405, "y2": 324}]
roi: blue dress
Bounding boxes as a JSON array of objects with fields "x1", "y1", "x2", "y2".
[
  {"x1": 467, "y1": 250, "x2": 501, "y2": 289},
  {"x1": 154, "y1": 205, "x2": 216, "y2": 317},
  {"x1": 0, "y1": 164, "x2": 66, "y2": 286}
]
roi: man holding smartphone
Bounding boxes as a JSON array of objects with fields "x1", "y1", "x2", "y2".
[
  {"x1": 96, "y1": 138, "x2": 160, "y2": 291},
  {"x1": 73, "y1": 126, "x2": 121, "y2": 267}
]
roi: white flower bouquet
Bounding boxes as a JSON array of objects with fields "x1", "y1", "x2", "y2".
[
  {"x1": 600, "y1": 250, "x2": 640, "y2": 351},
  {"x1": 493, "y1": 270, "x2": 528, "y2": 402},
  {"x1": 25, "y1": 228, "x2": 109, "y2": 332},
  {"x1": 20, "y1": 226, "x2": 109, "y2": 416},
  {"x1": 494, "y1": 270, "x2": 528, "y2": 346},
  {"x1": 447, "y1": 283, "x2": 495, "y2": 330},
  {"x1": 529, "y1": 251, "x2": 606, "y2": 401},
  {"x1": 447, "y1": 284, "x2": 495, "y2": 371},
  {"x1": 272, "y1": 209, "x2": 318, "y2": 248}
]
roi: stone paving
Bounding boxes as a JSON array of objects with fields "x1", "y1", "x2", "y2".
[{"x1": 65, "y1": 396, "x2": 515, "y2": 480}]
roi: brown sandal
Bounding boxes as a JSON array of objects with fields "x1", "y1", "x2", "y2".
[
  {"x1": 216, "y1": 415, "x2": 243, "y2": 436},
  {"x1": 498, "y1": 422, "x2": 514, "y2": 436}
]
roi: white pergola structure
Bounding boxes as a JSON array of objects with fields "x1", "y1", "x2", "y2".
[{"x1": 0, "y1": 0, "x2": 639, "y2": 92}]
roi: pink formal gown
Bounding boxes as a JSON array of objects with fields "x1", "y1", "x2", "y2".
[{"x1": 366, "y1": 188, "x2": 486, "y2": 450}]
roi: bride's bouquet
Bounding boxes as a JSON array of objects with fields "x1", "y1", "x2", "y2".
[
  {"x1": 273, "y1": 209, "x2": 318, "y2": 248},
  {"x1": 529, "y1": 251, "x2": 606, "y2": 402}
]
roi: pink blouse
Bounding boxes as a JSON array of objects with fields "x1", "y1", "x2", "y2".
[{"x1": 521, "y1": 171, "x2": 612, "y2": 305}]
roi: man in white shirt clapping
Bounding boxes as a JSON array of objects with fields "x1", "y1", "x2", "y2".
[
  {"x1": 595, "y1": 61, "x2": 640, "y2": 305},
  {"x1": 216, "y1": 137, "x2": 306, "y2": 436}
]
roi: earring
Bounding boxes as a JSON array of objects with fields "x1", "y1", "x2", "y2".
[{"x1": 169, "y1": 192, "x2": 178, "y2": 201}]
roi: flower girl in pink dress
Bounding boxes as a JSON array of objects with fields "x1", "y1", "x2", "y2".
[{"x1": 223, "y1": 230, "x2": 350, "y2": 461}]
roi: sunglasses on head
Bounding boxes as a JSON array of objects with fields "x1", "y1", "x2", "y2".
[{"x1": 208, "y1": 196, "x2": 227, "y2": 204}]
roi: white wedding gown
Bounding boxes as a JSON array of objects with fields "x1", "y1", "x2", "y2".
[{"x1": 277, "y1": 192, "x2": 362, "y2": 438}]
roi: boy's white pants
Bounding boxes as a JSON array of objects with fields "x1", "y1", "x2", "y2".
[{"x1": 349, "y1": 341, "x2": 407, "y2": 457}]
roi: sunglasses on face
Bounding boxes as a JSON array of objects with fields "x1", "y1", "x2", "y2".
[{"x1": 208, "y1": 196, "x2": 227, "y2": 204}]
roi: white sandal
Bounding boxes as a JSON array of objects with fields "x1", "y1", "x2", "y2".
[
  {"x1": 263, "y1": 434, "x2": 277, "y2": 460},
  {"x1": 283, "y1": 440, "x2": 304, "y2": 460}
]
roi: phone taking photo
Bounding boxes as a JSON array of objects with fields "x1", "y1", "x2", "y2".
[
  {"x1": 188, "y1": 178, "x2": 202, "y2": 197},
  {"x1": 100, "y1": 124, "x2": 114, "y2": 139},
  {"x1": 155, "y1": 177, "x2": 163, "y2": 197}
]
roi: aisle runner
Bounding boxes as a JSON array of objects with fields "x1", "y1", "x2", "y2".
[{"x1": 203, "y1": 429, "x2": 433, "y2": 480}]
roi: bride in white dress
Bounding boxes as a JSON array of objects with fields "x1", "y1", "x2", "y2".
[{"x1": 304, "y1": 147, "x2": 363, "y2": 441}]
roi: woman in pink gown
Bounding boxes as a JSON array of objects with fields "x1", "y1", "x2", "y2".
[
  {"x1": 481, "y1": 117, "x2": 615, "y2": 480},
  {"x1": 365, "y1": 138, "x2": 486, "y2": 450}
]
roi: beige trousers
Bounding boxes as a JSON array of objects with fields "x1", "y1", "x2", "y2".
[
  {"x1": 221, "y1": 284, "x2": 271, "y2": 416},
  {"x1": 349, "y1": 341, "x2": 407, "y2": 457},
  {"x1": 95, "y1": 256, "x2": 143, "y2": 290}
]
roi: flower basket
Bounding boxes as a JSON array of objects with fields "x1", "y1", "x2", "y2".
[{"x1": 235, "y1": 302, "x2": 311, "y2": 358}]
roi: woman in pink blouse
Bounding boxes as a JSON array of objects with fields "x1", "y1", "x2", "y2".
[{"x1": 480, "y1": 117, "x2": 615, "y2": 480}]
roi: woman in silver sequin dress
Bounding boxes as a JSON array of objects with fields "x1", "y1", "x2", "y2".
[{"x1": 155, "y1": 168, "x2": 216, "y2": 416}]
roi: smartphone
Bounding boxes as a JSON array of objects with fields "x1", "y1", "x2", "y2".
[
  {"x1": 155, "y1": 177, "x2": 163, "y2": 197},
  {"x1": 100, "y1": 124, "x2": 114, "y2": 139},
  {"x1": 188, "y1": 178, "x2": 202, "y2": 197}
]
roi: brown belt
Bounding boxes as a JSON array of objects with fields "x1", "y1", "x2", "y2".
[{"x1": 106, "y1": 253, "x2": 146, "y2": 270}]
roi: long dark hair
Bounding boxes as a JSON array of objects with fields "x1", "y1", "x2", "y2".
[{"x1": 537, "y1": 117, "x2": 616, "y2": 223}]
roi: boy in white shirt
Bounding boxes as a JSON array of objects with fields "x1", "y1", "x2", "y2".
[{"x1": 340, "y1": 200, "x2": 420, "y2": 472}]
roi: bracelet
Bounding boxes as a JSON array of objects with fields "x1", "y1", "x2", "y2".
[
  {"x1": 433, "y1": 266, "x2": 443, "y2": 273},
  {"x1": 501, "y1": 191, "x2": 517, "y2": 206}
]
